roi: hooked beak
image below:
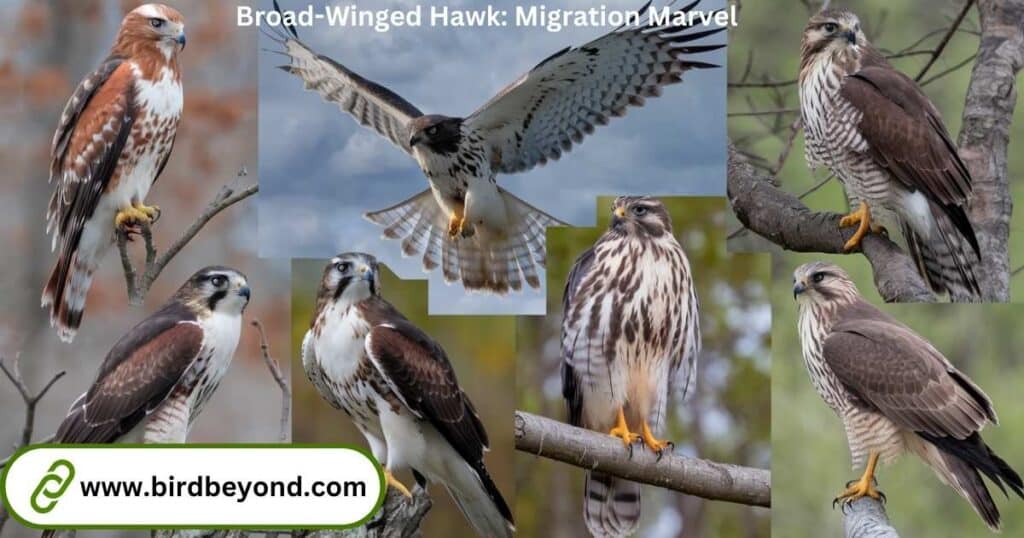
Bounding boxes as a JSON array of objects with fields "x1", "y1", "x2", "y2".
[
  {"x1": 409, "y1": 133, "x2": 422, "y2": 147},
  {"x1": 238, "y1": 285, "x2": 251, "y2": 301},
  {"x1": 176, "y1": 31, "x2": 187, "y2": 49},
  {"x1": 843, "y1": 31, "x2": 856, "y2": 45},
  {"x1": 793, "y1": 280, "x2": 807, "y2": 299},
  {"x1": 358, "y1": 264, "x2": 374, "y2": 282},
  {"x1": 611, "y1": 206, "x2": 627, "y2": 227}
]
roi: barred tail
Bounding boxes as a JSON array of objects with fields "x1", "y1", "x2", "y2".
[
  {"x1": 364, "y1": 188, "x2": 563, "y2": 294},
  {"x1": 902, "y1": 202, "x2": 981, "y2": 302},
  {"x1": 584, "y1": 471, "x2": 642, "y2": 538},
  {"x1": 41, "y1": 247, "x2": 100, "y2": 343}
]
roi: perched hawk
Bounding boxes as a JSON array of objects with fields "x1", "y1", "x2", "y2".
[
  {"x1": 53, "y1": 266, "x2": 250, "y2": 444},
  {"x1": 43, "y1": 3, "x2": 186, "y2": 341},
  {"x1": 271, "y1": 0, "x2": 723, "y2": 294},
  {"x1": 798, "y1": 9, "x2": 981, "y2": 301},
  {"x1": 793, "y1": 261, "x2": 1022, "y2": 530},
  {"x1": 561, "y1": 197, "x2": 700, "y2": 537},
  {"x1": 301, "y1": 253, "x2": 514, "y2": 537}
]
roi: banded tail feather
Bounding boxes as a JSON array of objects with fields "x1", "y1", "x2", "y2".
[
  {"x1": 584, "y1": 471, "x2": 642, "y2": 538},
  {"x1": 901, "y1": 201, "x2": 981, "y2": 302}
]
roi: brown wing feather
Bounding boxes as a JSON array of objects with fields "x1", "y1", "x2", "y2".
[
  {"x1": 56, "y1": 302, "x2": 202, "y2": 443},
  {"x1": 840, "y1": 66, "x2": 978, "y2": 252},
  {"x1": 823, "y1": 318, "x2": 994, "y2": 439}
]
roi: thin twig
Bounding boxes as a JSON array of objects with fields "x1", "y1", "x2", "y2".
[
  {"x1": 915, "y1": 0, "x2": 975, "y2": 82},
  {"x1": 251, "y1": 319, "x2": 291, "y2": 443}
]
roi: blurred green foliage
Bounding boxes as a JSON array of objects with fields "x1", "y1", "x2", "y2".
[
  {"x1": 516, "y1": 197, "x2": 771, "y2": 537},
  {"x1": 290, "y1": 259, "x2": 516, "y2": 537},
  {"x1": 729, "y1": 0, "x2": 1023, "y2": 301},
  {"x1": 772, "y1": 252, "x2": 1024, "y2": 535}
]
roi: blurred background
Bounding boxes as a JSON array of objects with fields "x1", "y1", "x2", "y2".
[
  {"x1": 772, "y1": 251, "x2": 1024, "y2": 535},
  {"x1": 515, "y1": 197, "x2": 772, "y2": 537},
  {"x1": 727, "y1": 0, "x2": 1024, "y2": 301},
  {"x1": 0, "y1": 2, "x2": 289, "y2": 536},
  {"x1": 290, "y1": 258, "x2": 516, "y2": 537}
]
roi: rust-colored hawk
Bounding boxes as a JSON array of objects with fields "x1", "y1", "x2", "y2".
[
  {"x1": 793, "y1": 261, "x2": 1022, "y2": 530},
  {"x1": 270, "y1": 0, "x2": 723, "y2": 294},
  {"x1": 53, "y1": 266, "x2": 250, "y2": 444},
  {"x1": 798, "y1": 9, "x2": 981, "y2": 301},
  {"x1": 561, "y1": 197, "x2": 700, "y2": 537},
  {"x1": 301, "y1": 253, "x2": 514, "y2": 537},
  {"x1": 43, "y1": 3, "x2": 185, "y2": 341}
]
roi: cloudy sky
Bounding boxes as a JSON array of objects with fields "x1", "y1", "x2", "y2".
[{"x1": 258, "y1": 0, "x2": 728, "y2": 314}]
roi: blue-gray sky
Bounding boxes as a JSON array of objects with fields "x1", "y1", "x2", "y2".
[{"x1": 258, "y1": 0, "x2": 727, "y2": 314}]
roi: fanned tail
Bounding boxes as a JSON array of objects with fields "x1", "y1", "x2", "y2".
[
  {"x1": 364, "y1": 188, "x2": 563, "y2": 294},
  {"x1": 40, "y1": 248, "x2": 100, "y2": 343},
  {"x1": 584, "y1": 471, "x2": 642, "y2": 538},
  {"x1": 901, "y1": 202, "x2": 981, "y2": 302}
]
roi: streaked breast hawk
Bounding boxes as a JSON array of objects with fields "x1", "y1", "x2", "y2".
[
  {"x1": 561, "y1": 197, "x2": 700, "y2": 537},
  {"x1": 53, "y1": 266, "x2": 250, "y2": 445},
  {"x1": 301, "y1": 253, "x2": 514, "y2": 537},
  {"x1": 798, "y1": 9, "x2": 981, "y2": 301},
  {"x1": 270, "y1": 0, "x2": 723, "y2": 294},
  {"x1": 793, "y1": 261, "x2": 1022, "y2": 530},
  {"x1": 43, "y1": 3, "x2": 186, "y2": 341}
]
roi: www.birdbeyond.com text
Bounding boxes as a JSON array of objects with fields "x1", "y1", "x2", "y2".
[{"x1": 237, "y1": 4, "x2": 738, "y2": 33}]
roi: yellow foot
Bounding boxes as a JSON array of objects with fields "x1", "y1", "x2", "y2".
[
  {"x1": 383, "y1": 469, "x2": 412, "y2": 498},
  {"x1": 833, "y1": 452, "x2": 885, "y2": 508},
  {"x1": 133, "y1": 202, "x2": 161, "y2": 222},
  {"x1": 447, "y1": 212, "x2": 465, "y2": 239},
  {"x1": 838, "y1": 201, "x2": 886, "y2": 252},
  {"x1": 114, "y1": 206, "x2": 154, "y2": 229},
  {"x1": 640, "y1": 421, "x2": 673, "y2": 454},
  {"x1": 608, "y1": 408, "x2": 640, "y2": 447}
]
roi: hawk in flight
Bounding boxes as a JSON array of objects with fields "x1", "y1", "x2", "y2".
[
  {"x1": 43, "y1": 3, "x2": 186, "y2": 341},
  {"x1": 301, "y1": 253, "x2": 514, "y2": 537},
  {"x1": 270, "y1": 0, "x2": 723, "y2": 294},
  {"x1": 793, "y1": 261, "x2": 1022, "y2": 530},
  {"x1": 798, "y1": 9, "x2": 981, "y2": 301},
  {"x1": 561, "y1": 197, "x2": 700, "y2": 537},
  {"x1": 52, "y1": 266, "x2": 250, "y2": 444}
]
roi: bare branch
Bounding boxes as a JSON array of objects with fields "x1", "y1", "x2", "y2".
[
  {"x1": 514, "y1": 411, "x2": 770, "y2": 508},
  {"x1": 915, "y1": 0, "x2": 975, "y2": 82},
  {"x1": 118, "y1": 171, "x2": 258, "y2": 305},
  {"x1": 843, "y1": 497, "x2": 900, "y2": 538},
  {"x1": 251, "y1": 319, "x2": 291, "y2": 443},
  {"x1": 727, "y1": 144, "x2": 936, "y2": 302}
]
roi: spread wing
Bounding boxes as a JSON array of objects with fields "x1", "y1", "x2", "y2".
[
  {"x1": 841, "y1": 65, "x2": 978, "y2": 253},
  {"x1": 823, "y1": 318, "x2": 995, "y2": 440},
  {"x1": 466, "y1": 0, "x2": 724, "y2": 174},
  {"x1": 301, "y1": 329, "x2": 343, "y2": 409},
  {"x1": 47, "y1": 57, "x2": 135, "y2": 250},
  {"x1": 365, "y1": 319, "x2": 489, "y2": 464},
  {"x1": 560, "y1": 245, "x2": 596, "y2": 427},
  {"x1": 55, "y1": 303, "x2": 203, "y2": 443},
  {"x1": 268, "y1": 9, "x2": 423, "y2": 155}
]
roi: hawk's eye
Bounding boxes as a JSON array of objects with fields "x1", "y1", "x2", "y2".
[
  {"x1": 823, "y1": 22, "x2": 838, "y2": 33},
  {"x1": 812, "y1": 272, "x2": 826, "y2": 283},
  {"x1": 631, "y1": 205, "x2": 649, "y2": 217},
  {"x1": 427, "y1": 126, "x2": 438, "y2": 136},
  {"x1": 210, "y1": 275, "x2": 227, "y2": 287},
  {"x1": 336, "y1": 262, "x2": 351, "y2": 273},
  {"x1": 150, "y1": 18, "x2": 165, "y2": 28}
]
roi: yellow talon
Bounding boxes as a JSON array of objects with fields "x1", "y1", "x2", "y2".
[
  {"x1": 834, "y1": 452, "x2": 885, "y2": 507},
  {"x1": 384, "y1": 469, "x2": 412, "y2": 498},
  {"x1": 608, "y1": 408, "x2": 640, "y2": 447},
  {"x1": 838, "y1": 201, "x2": 886, "y2": 252},
  {"x1": 114, "y1": 207, "x2": 149, "y2": 229},
  {"x1": 640, "y1": 420, "x2": 673, "y2": 453},
  {"x1": 133, "y1": 201, "x2": 160, "y2": 221}
]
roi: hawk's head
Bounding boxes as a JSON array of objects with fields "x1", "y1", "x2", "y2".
[
  {"x1": 409, "y1": 115, "x2": 463, "y2": 155},
  {"x1": 175, "y1": 266, "x2": 251, "y2": 316},
  {"x1": 609, "y1": 196, "x2": 672, "y2": 238},
  {"x1": 319, "y1": 253, "x2": 381, "y2": 306},
  {"x1": 114, "y1": 4, "x2": 186, "y2": 60},
  {"x1": 801, "y1": 9, "x2": 867, "y2": 71},
  {"x1": 792, "y1": 261, "x2": 859, "y2": 305}
]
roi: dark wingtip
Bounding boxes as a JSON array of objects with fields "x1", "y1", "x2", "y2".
[{"x1": 273, "y1": 0, "x2": 298, "y2": 38}]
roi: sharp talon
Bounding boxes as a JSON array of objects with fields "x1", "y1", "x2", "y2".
[
  {"x1": 384, "y1": 469, "x2": 412, "y2": 498},
  {"x1": 838, "y1": 201, "x2": 879, "y2": 252}
]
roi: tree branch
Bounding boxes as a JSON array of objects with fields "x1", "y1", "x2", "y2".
[
  {"x1": 292, "y1": 487, "x2": 432, "y2": 538},
  {"x1": 914, "y1": 0, "x2": 975, "y2": 81},
  {"x1": 956, "y1": 0, "x2": 1023, "y2": 302},
  {"x1": 513, "y1": 411, "x2": 770, "y2": 508},
  {"x1": 118, "y1": 170, "x2": 258, "y2": 306},
  {"x1": 843, "y1": 497, "x2": 900, "y2": 538},
  {"x1": 727, "y1": 144, "x2": 936, "y2": 302},
  {"x1": 251, "y1": 319, "x2": 291, "y2": 443}
]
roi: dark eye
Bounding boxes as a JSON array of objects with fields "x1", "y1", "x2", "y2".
[
  {"x1": 210, "y1": 275, "x2": 227, "y2": 287},
  {"x1": 823, "y1": 22, "x2": 838, "y2": 33},
  {"x1": 812, "y1": 272, "x2": 825, "y2": 283},
  {"x1": 631, "y1": 205, "x2": 648, "y2": 217},
  {"x1": 336, "y1": 261, "x2": 351, "y2": 272},
  {"x1": 150, "y1": 18, "x2": 164, "y2": 28}
]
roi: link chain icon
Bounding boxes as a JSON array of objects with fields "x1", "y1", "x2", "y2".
[{"x1": 30, "y1": 459, "x2": 75, "y2": 514}]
